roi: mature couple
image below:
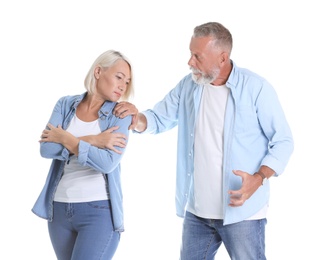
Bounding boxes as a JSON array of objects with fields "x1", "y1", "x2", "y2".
[{"x1": 32, "y1": 21, "x2": 293, "y2": 260}]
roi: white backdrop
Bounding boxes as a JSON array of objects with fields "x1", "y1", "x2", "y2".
[{"x1": 1, "y1": 0, "x2": 320, "y2": 259}]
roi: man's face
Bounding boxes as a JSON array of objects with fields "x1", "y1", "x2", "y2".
[{"x1": 188, "y1": 36, "x2": 221, "y2": 85}]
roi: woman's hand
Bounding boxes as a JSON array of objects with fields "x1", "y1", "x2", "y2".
[
  {"x1": 40, "y1": 123, "x2": 79, "y2": 154},
  {"x1": 80, "y1": 126, "x2": 127, "y2": 154}
]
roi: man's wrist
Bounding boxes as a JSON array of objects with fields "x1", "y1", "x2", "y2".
[{"x1": 254, "y1": 171, "x2": 267, "y2": 185}]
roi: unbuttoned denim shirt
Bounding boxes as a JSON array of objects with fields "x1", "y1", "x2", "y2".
[
  {"x1": 139, "y1": 61, "x2": 294, "y2": 225},
  {"x1": 32, "y1": 92, "x2": 132, "y2": 232}
]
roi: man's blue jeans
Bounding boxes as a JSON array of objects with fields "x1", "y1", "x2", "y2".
[
  {"x1": 48, "y1": 200, "x2": 120, "y2": 260},
  {"x1": 180, "y1": 211, "x2": 266, "y2": 260}
]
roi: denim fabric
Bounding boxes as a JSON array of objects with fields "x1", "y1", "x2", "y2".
[
  {"x1": 180, "y1": 211, "x2": 266, "y2": 260},
  {"x1": 32, "y1": 93, "x2": 132, "y2": 231},
  {"x1": 48, "y1": 200, "x2": 120, "y2": 260}
]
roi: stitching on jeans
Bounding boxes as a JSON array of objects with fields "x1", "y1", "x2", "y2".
[{"x1": 203, "y1": 232, "x2": 215, "y2": 260}]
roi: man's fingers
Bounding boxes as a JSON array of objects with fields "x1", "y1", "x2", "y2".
[
  {"x1": 113, "y1": 102, "x2": 128, "y2": 117},
  {"x1": 113, "y1": 101, "x2": 138, "y2": 118}
]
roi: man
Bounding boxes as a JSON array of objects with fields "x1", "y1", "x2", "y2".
[{"x1": 113, "y1": 22, "x2": 294, "y2": 259}]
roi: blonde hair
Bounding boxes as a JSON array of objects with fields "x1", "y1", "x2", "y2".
[{"x1": 84, "y1": 50, "x2": 134, "y2": 100}]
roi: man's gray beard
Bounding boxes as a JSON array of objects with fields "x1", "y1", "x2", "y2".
[
  {"x1": 191, "y1": 68, "x2": 220, "y2": 85},
  {"x1": 192, "y1": 73, "x2": 214, "y2": 85}
]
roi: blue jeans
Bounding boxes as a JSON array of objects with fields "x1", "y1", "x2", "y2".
[
  {"x1": 180, "y1": 211, "x2": 266, "y2": 260},
  {"x1": 48, "y1": 200, "x2": 120, "y2": 260}
]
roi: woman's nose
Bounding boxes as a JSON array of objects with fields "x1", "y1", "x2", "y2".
[{"x1": 119, "y1": 84, "x2": 125, "y2": 92}]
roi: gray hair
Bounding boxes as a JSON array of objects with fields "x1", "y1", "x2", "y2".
[
  {"x1": 193, "y1": 22, "x2": 233, "y2": 54},
  {"x1": 84, "y1": 50, "x2": 134, "y2": 100}
]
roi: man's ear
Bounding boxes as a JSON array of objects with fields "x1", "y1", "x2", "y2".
[{"x1": 220, "y1": 52, "x2": 228, "y2": 64}]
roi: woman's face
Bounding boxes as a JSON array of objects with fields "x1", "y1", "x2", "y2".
[{"x1": 95, "y1": 59, "x2": 131, "y2": 102}]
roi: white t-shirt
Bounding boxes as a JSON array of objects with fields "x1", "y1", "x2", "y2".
[{"x1": 54, "y1": 115, "x2": 109, "y2": 202}]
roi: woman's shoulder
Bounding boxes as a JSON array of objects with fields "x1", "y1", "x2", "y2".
[{"x1": 55, "y1": 93, "x2": 85, "y2": 108}]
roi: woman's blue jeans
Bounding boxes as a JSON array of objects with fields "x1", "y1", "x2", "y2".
[
  {"x1": 48, "y1": 200, "x2": 120, "y2": 260},
  {"x1": 180, "y1": 211, "x2": 266, "y2": 260}
]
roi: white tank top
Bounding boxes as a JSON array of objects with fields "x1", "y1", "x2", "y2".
[{"x1": 54, "y1": 115, "x2": 109, "y2": 202}]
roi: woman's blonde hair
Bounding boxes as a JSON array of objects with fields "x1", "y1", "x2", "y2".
[{"x1": 84, "y1": 50, "x2": 134, "y2": 100}]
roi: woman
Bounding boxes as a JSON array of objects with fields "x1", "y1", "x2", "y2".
[{"x1": 32, "y1": 50, "x2": 134, "y2": 259}]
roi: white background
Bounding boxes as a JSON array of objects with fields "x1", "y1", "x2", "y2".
[{"x1": 1, "y1": 0, "x2": 320, "y2": 259}]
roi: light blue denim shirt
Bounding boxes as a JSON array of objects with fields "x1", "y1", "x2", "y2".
[
  {"x1": 139, "y1": 61, "x2": 294, "y2": 225},
  {"x1": 32, "y1": 92, "x2": 132, "y2": 232}
]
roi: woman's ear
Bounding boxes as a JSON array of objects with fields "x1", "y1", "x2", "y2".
[{"x1": 94, "y1": 67, "x2": 101, "y2": 79}]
